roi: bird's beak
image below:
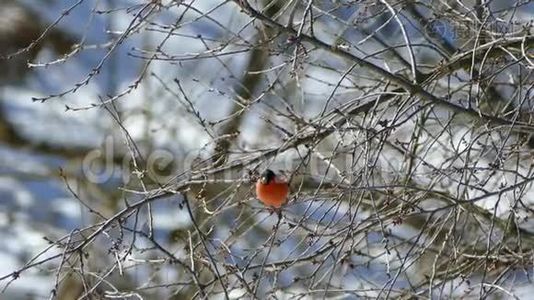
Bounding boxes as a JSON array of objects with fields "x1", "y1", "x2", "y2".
[{"x1": 260, "y1": 176, "x2": 268, "y2": 184}]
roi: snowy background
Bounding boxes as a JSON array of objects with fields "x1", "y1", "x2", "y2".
[{"x1": 1, "y1": 0, "x2": 533, "y2": 299}]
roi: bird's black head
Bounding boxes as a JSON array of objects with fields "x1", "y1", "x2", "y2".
[{"x1": 260, "y1": 169, "x2": 275, "y2": 184}]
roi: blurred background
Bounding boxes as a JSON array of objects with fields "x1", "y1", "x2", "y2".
[{"x1": 0, "y1": 0, "x2": 533, "y2": 299}]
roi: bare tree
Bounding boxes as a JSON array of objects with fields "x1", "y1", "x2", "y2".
[{"x1": 1, "y1": 0, "x2": 533, "y2": 299}]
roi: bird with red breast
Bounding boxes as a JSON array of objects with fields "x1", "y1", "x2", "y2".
[{"x1": 255, "y1": 169, "x2": 289, "y2": 209}]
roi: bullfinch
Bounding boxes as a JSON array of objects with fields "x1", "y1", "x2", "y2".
[{"x1": 255, "y1": 169, "x2": 289, "y2": 208}]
